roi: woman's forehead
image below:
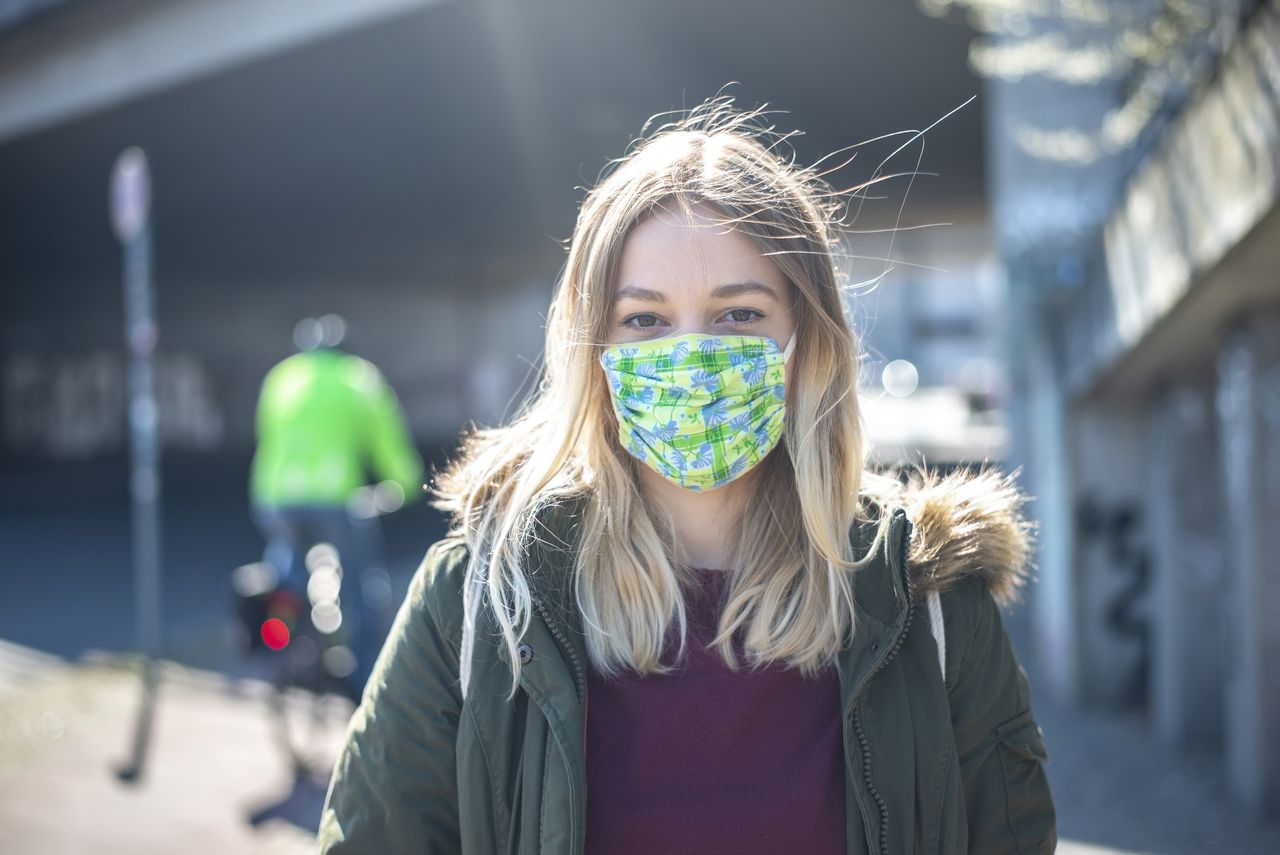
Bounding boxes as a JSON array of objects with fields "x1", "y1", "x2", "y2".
[{"x1": 616, "y1": 207, "x2": 786, "y2": 300}]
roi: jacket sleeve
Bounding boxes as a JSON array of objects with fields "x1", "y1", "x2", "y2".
[
  {"x1": 317, "y1": 540, "x2": 467, "y2": 854},
  {"x1": 942, "y1": 576, "x2": 1057, "y2": 854},
  {"x1": 356, "y1": 360, "x2": 425, "y2": 500}
]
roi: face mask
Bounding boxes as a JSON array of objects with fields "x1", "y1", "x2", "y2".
[{"x1": 599, "y1": 331, "x2": 796, "y2": 492}]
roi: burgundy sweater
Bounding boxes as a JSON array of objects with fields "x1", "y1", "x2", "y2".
[{"x1": 584, "y1": 567, "x2": 845, "y2": 854}]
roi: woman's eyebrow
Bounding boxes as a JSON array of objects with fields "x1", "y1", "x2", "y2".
[
  {"x1": 614, "y1": 285, "x2": 667, "y2": 303},
  {"x1": 711, "y1": 281, "x2": 779, "y2": 300},
  {"x1": 614, "y1": 281, "x2": 778, "y2": 303}
]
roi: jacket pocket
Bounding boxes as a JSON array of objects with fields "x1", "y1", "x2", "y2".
[
  {"x1": 994, "y1": 709, "x2": 1055, "y2": 853},
  {"x1": 998, "y1": 709, "x2": 1049, "y2": 763}
]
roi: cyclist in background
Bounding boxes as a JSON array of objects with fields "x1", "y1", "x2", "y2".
[{"x1": 249, "y1": 314, "x2": 424, "y2": 702}]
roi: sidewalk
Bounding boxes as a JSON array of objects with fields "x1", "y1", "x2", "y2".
[
  {"x1": 1039, "y1": 688, "x2": 1280, "y2": 855},
  {"x1": 0, "y1": 640, "x2": 350, "y2": 855}
]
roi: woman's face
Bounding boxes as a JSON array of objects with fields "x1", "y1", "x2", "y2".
[{"x1": 608, "y1": 203, "x2": 797, "y2": 359}]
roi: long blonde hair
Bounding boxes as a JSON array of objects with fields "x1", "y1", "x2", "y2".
[{"x1": 434, "y1": 99, "x2": 893, "y2": 693}]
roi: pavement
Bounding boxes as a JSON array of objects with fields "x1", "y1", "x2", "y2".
[
  {"x1": 0, "y1": 461, "x2": 438, "y2": 854},
  {"x1": 1037, "y1": 690, "x2": 1280, "y2": 855},
  {"x1": 0, "y1": 641, "x2": 350, "y2": 855}
]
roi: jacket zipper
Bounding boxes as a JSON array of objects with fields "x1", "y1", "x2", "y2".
[
  {"x1": 532, "y1": 594, "x2": 587, "y2": 705},
  {"x1": 848, "y1": 516, "x2": 916, "y2": 855},
  {"x1": 531, "y1": 594, "x2": 587, "y2": 854}
]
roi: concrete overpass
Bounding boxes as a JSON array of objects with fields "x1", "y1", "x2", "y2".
[{"x1": 0, "y1": 0, "x2": 989, "y2": 467}]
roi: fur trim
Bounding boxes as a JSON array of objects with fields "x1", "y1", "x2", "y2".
[{"x1": 861, "y1": 464, "x2": 1037, "y2": 606}]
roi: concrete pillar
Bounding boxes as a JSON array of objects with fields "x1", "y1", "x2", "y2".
[
  {"x1": 1216, "y1": 313, "x2": 1280, "y2": 815},
  {"x1": 1148, "y1": 382, "x2": 1225, "y2": 745},
  {"x1": 1025, "y1": 320, "x2": 1080, "y2": 705}
]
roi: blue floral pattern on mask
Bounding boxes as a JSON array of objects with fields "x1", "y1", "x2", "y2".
[{"x1": 599, "y1": 332, "x2": 792, "y2": 491}]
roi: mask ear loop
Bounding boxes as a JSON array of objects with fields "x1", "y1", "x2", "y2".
[{"x1": 780, "y1": 333, "x2": 797, "y2": 364}]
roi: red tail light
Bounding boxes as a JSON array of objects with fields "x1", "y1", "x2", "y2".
[{"x1": 260, "y1": 617, "x2": 291, "y2": 651}]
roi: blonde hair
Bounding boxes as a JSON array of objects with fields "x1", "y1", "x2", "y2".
[{"x1": 435, "y1": 99, "x2": 894, "y2": 693}]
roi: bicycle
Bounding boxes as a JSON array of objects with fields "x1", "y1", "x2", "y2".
[{"x1": 230, "y1": 485, "x2": 400, "y2": 775}]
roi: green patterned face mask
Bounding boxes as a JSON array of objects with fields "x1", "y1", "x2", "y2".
[{"x1": 600, "y1": 331, "x2": 795, "y2": 492}]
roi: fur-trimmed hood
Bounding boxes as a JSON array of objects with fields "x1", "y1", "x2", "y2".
[
  {"x1": 524, "y1": 464, "x2": 1038, "y2": 610},
  {"x1": 861, "y1": 465, "x2": 1038, "y2": 607}
]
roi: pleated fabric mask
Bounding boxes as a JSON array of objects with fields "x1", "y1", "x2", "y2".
[{"x1": 599, "y1": 331, "x2": 795, "y2": 491}]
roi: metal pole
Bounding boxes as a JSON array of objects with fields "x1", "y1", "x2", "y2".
[
  {"x1": 110, "y1": 147, "x2": 162, "y2": 783},
  {"x1": 126, "y1": 225, "x2": 161, "y2": 661}
]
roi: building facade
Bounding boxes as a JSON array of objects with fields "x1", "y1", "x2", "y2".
[{"x1": 967, "y1": 0, "x2": 1280, "y2": 815}]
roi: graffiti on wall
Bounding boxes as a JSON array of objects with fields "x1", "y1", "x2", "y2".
[
  {"x1": 3, "y1": 351, "x2": 225, "y2": 460},
  {"x1": 1078, "y1": 496, "x2": 1150, "y2": 709}
]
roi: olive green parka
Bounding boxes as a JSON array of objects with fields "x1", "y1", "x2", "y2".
[{"x1": 318, "y1": 467, "x2": 1057, "y2": 854}]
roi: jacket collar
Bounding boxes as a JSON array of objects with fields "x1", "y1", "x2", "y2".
[
  {"x1": 514, "y1": 462, "x2": 1040, "y2": 750},
  {"x1": 839, "y1": 505, "x2": 914, "y2": 712},
  {"x1": 521, "y1": 494, "x2": 916, "y2": 714}
]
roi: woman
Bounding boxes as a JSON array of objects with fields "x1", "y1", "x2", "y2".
[{"x1": 318, "y1": 101, "x2": 1056, "y2": 854}]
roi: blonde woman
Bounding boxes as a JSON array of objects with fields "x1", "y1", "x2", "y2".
[{"x1": 318, "y1": 102, "x2": 1056, "y2": 854}]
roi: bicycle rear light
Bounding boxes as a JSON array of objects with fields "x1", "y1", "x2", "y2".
[{"x1": 260, "y1": 617, "x2": 291, "y2": 651}]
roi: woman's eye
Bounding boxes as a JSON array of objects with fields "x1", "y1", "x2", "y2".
[
  {"x1": 724, "y1": 308, "x2": 764, "y2": 325},
  {"x1": 621, "y1": 313, "x2": 661, "y2": 329}
]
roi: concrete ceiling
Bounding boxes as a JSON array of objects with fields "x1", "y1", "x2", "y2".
[{"x1": 0, "y1": 0, "x2": 986, "y2": 293}]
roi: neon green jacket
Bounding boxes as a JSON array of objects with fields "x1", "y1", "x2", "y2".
[{"x1": 249, "y1": 349, "x2": 423, "y2": 507}]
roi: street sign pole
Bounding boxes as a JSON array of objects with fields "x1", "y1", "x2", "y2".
[{"x1": 110, "y1": 147, "x2": 162, "y2": 784}]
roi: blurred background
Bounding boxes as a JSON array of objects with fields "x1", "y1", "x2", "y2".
[{"x1": 1, "y1": 0, "x2": 1278, "y2": 852}]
